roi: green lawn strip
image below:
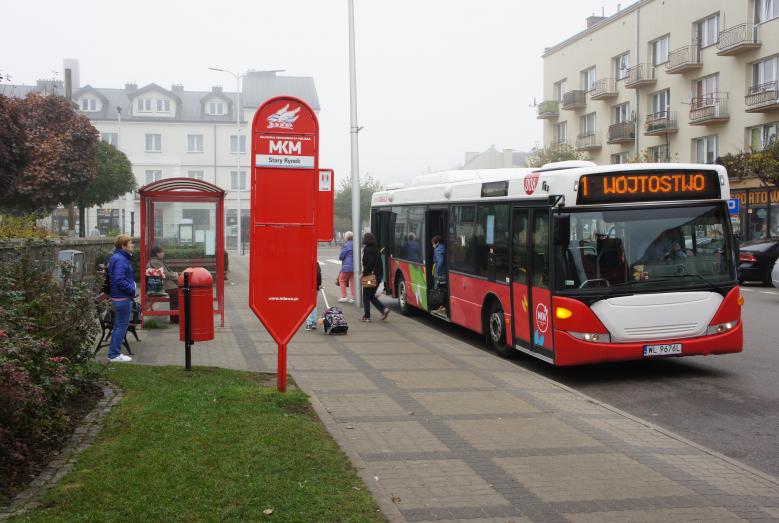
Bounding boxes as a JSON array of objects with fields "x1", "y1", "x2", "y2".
[{"x1": 13, "y1": 366, "x2": 385, "y2": 523}]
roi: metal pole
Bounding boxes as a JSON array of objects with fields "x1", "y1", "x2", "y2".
[
  {"x1": 348, "y1": 0, "x2": 362, "y2": 307},
  {"x1": 277, "y1": 342, "x2": 287, "y2": 392},
  {"x1": 235, "y1": 72, "x2": 242, "y2": 256},
  {"x1": 183, "y1": 271, "x2": 192, "y2": 371}
]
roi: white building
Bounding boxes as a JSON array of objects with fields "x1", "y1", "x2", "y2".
[
  {"x1": 6, "y1": 61, "x2": 319, "y2": 247},
  {"x1": 461, "y1": 145, "x2": 528, "y2": 169}
]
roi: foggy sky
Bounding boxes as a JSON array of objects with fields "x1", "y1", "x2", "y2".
[{"x1": 1, "y1": 0, "x2": 629, "y2": 187}]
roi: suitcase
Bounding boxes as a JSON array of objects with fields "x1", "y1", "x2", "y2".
[{"x1": 321, "y1": 289, "x2": 348, "y2": 335}]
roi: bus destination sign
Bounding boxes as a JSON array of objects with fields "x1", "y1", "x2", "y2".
[{"x1": 577, "y1": 170, "x2": 720, "y2": 204}]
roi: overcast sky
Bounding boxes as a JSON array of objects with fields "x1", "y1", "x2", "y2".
[{"x1": 1, "y1": 0, "x2": 629, "y2": 187}]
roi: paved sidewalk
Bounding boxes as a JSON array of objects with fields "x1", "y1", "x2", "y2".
[{"x1": 125, "y1": 255, "x2": 779, "y2": 523}]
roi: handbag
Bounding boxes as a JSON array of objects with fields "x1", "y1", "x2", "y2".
[{"x1": 360, "y1": 273, "x2": 377, "y2": 288}]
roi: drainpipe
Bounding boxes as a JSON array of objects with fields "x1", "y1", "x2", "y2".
[{"x1": 635, "y1": 5, "x2": 641, "y2": 158}]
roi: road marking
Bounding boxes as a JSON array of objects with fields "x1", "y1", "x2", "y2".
[
  {"x1": 741, "y1": 288, "x2": 754, "y2": 292},
  {"x1": 317, "y1": 261, "x2": 325, "y2": 266},
  {"x1": 759, "y1": 291, "x2": 777, "y2": 295},
  {"x1": 326, "y1": 259, "x2": 340, "y2": 264}
]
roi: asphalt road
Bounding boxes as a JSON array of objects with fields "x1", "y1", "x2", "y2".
[{"x1": 318, "y1": 246, "x2": 779, "y2": 477}]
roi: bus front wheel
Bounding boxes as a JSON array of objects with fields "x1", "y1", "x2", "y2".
[
  {"x1": 396, "y1": 274, "x2": 412, "y2": 315},
  {"x1": 486, "y1": 301, "x2": 511, "y2": 358}
]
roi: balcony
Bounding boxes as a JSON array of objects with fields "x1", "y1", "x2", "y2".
[
  {"x1": 607, "y1": 121, "x2": 636, "y2": 144},
  {"x1": 689, "y1": 93, "x2": 729, "y2": 125},
  {"x1": 561, "y1": 90, "x2": 586, "y2": 110},
  {"x1": 644, "y1": 111, "x2": 678, "y2": 135},
  {"x1": 575, "y1": 132, "x2": 601, "y2": 151},
  {"x1": 666, "y1": 45, "x2": 702, "y2": 74},
  {"x1": 536, "y1": 100, "x2": 559, "y2": 119},
  {"x1": 625, "y1": 64, "x2": 655, "y2": 88},
  {"x1": 589, "y1": 78, "x2": 617, "y2": 100},
  {"x1": 717, "y1": 23, "x2": 761, "y2": 56},
  {"x1": 745, "y1": 82, "x2": 779, "y2": 113}
]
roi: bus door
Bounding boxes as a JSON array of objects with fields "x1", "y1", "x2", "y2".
[
  {"x1": 425, "y1": 208, "x2": 449, "y2": 317},
  {"x1": 510, "y1": 206, "x2": 554, "y2": 361},
  {"x1": 371, "y1": 209, "x2": 395, "y2": 292}
]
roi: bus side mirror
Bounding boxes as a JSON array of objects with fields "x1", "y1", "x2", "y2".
[{"x1": 553, "y1": 214, "x2": 570, "y2": 247}]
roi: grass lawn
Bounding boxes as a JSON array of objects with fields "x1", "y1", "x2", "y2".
[{"x1": 12, "y1": 365, "x2": 385, "y2": 522}]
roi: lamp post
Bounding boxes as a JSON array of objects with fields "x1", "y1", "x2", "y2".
[
  {"x1": 209, "y1": 67, "x2": 243, "y2": 254},
  {"x1": 348, "y1": 0, "x2": 363, "y2": 307}
]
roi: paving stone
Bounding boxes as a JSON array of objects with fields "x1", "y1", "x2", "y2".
[
  {"x1": 362, "y1": 354, "x2": 459, "y2": 370},
  {"x1": 446, "y1": 418, "x2": 603, "y2": 450},
  {"x1": 342, "y1": 341, "x2": 431, "y2": 354},
  {"x1": 655, "y1": 454, "x2": 779, "y2": 497},
  {"x1": 411, "y1": 391, "x2": 540, "y2": 416},
  {"x1": 339, "y1": 421, "x2": 449, "y2": 454},
  {"x1": 383, "y1": 370, "x2": 496, "y2": 390},
  {"x1": 494, "y1": 453, "x2": 694, "y2": 502},
  {"x1": 293, "y1": 371, "x2": 379, "y2": 392},
  {"x1": 317, "y1": 392, "x2": 408, "y2": 418},
  {"x1": 562, "y1": 506, "x2": 747, "y2": 522}
]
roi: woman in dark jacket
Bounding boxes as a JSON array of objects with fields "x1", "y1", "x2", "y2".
[{"x1": 361, "y1": 232, "x2": 389, "y2": 322}]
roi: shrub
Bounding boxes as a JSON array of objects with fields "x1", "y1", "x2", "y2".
[
  {"x1": 0, "y1": 214, "x2": 54, "y2": 240},
  {"x1": 0, "y1": 252, "x2": 101, "y2": 495}
]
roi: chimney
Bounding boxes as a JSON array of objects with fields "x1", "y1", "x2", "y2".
[
  {"x1": 63, "y1": 59, "x2": 80, "y2": 90},
  {"x1": 125, "y1": 83, "x2": 137, "y2": 91},
  {"x1": 171, "y1": 84, "x2": 184, "y2": 92},
  {"x1": 586, "y1": 15, "x2": 607, "y2": 28},
  {"x1": 212, "y1": 85, "x2": 223, "y2": 93}
]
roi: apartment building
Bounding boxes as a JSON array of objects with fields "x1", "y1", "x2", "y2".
[
  {"x1": 539, "y1": 0, "x2": 779, "y2": 240},
  {"x1": 5, "y1": 62, "x2": 319, "y2": 246}
]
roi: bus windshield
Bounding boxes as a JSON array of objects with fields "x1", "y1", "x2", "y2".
[{"x1": 555, "y1": 204, "x2": 735, "y2": 292}]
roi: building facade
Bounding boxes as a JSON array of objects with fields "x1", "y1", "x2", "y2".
[
  {"x1": 461, "y1": 145, "x2": 528, "y2": 169},
  {"x1": 6, "y1": 63, "x2": 319, "y2": 247},
  {"x1": 539, "y1": 0, "x2": 779, "y2": 240}
]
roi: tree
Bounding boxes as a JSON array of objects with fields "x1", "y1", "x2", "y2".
[
  {"x1": 334, "y1": 175, "x2": 383, "y2": 233},
  {"x1": 0, "y1": 93, "x2": 99, "y2": 214},
  {"x1": 77, "y1": 141, "x2": 137, "y2": 234},
  {"x1": 526, "y1": 144, "x2": 583, "y2": 168},
  {"x1": 0, "y1": 96, "x2": 28, "y2": 200},
  {"x1": 717, "y1": 142, "x2": 779, "y2": 188}
]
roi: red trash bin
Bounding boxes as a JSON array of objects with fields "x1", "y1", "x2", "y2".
[{"x1": 178, "y1": 267, "x2": 214, "y2": 342}]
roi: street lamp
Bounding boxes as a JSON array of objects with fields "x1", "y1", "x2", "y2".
[{"x1": 209, "y1": 67, "x2": 244, "y2": 254}]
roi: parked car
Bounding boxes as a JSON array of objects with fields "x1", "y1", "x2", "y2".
[
  {"x1": 772, "y1": 258, "x2": 779, "y2": 288},
  {"x1": 738, "y1": 238, "x2": 779, "y2": 286}
]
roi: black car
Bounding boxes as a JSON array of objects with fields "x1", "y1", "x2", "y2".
[{"x1": 738, "y1": 237, "x2": 779, "y2": 285}]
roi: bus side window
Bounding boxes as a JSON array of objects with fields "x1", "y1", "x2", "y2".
[
  {"x1": 512, "y1": 209, "x2": 529, "y2": 284},
  {"x1": 532, "y1": 213, "x2": 550, "y2": 288}
]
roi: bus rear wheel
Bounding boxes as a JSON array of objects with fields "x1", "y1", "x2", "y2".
[
  {"x1": 397, "y1": 274, "x2": 412, "y2": 315},
  {"x1": 486, "y1": 301, "x2": 511, "y2": 358}
]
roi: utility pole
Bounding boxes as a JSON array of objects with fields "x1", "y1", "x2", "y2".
[
  {"x1": 348, "y1": 0, "x2": 362, "y2": 306},
  {"x1": 64, "y1": 67, "x2": 79, "y2": 237}
]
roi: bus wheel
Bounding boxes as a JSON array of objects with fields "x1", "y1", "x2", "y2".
[
  {"x1": 486, "y1": 301, "x2": 510, "y2": 357},
  {"x1": 397, "y1": 274, "x2": 412, "y2": 315}
]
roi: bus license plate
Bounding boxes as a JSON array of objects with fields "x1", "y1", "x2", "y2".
[{"x1": 643, "y1": 343, "x2": 682, "y2": 357}]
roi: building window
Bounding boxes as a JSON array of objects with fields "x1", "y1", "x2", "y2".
[
  {"x1": 553, "y1": 79, "x2": 567, "y2": 101},
  {"x1": 145, "y1": 170, "x2": 162, "y2": 184},
  {"x1": 696, "y1": 13, "x2": 720, "y2": 48},
  {"x1": 137, "y1": 98, "x2": 152, "y2": 112},
  {"x1": 580, "y1": 112, "x2": 596, "y2": 135},
  {"x1": 649, "y1": 89, "x2": 670, "y2": 114},
  {"x1": 101, "y1": 132, "x2": 118, "y2": 147},
  {"x1": 648, "y1": 144, "x2": 669, "y2": 162},
  {"x1": 693, "y1": 74, "x2": 719, "y2": 102},
  {"x1": 80, "y1": 98, "x2": 97, "y2": 111},
  {"x1": 230, "y1": 135, "x2": 246, "y2": 154},
  {"x1": 230, "y1": 170, "x2": 247, "y2": 190},
  {"x1": 581, "y1": 67, "x2": 596, "y2": 91},
  {"x1": 755, "y1": 0, "x2": 779, "y2": 23},
  {"x1": 187, "y1": 134, "x2": 204, "y2": 153},
  {"x1": 613, "y1": 102, "x2": 630, "y2": 123},
  {"x1": 156, "y1": 99, "x2": 171, "y2": 113},
  {"x1": 651, "y1": 35, "x2": 670, "y2": 66},
  {"x1": 188, "y1": 170, "x2": 204, "y2": 180},
  {"x1": 145, "y1": 133, "x2": 162, "y2": 152},
  {"x1": 611, "y1": 152, "x2": 630, "y2": 164},
  {"x1": 748, "y1": 122, "x2": 778, "y2": 150},
  {"x1": 751, "y1": 56, "x2": 778, "y2": 92},
  {"x1": 208, "y1": 101, "x2": 226, "y2": 115},
  {"x1": 554, "y1": 122, "x2": 567, "y2": 144},
  {"x1": 614, "y1": 52, "x2": 630, "y2": 80},
  {"x1": 694, "y1": 135, "x2": 718, "y2": 164}
]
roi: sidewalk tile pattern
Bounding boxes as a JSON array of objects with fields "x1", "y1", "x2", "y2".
[{"x1": 127, "y1": 254, "x2": 779, "y2": 523}]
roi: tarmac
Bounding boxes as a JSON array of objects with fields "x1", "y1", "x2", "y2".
[{"x1": 125, "y1": 254, "x2": 779, "y2": 523}]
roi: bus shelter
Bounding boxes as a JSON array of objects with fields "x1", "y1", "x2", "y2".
[{"x1": 138, "y1": 178, "x2": 226, "y2": 327}]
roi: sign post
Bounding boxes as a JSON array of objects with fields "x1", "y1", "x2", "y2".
[{"x1": 250, "y1": 96, "x2": 320, "y2": 392}]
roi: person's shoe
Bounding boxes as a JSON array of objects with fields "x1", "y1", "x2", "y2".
[
  {"x1": 348, "y1": 298, "x2": 355, "y2": 303},
  {"x1": 108, "y1": 354, "x2": 132, "y2": 363},
  {"x1": 359, "y1": 316, "x2": 372, "y2": 322},
  {"x1": 338, "y1": 297, "x2": 349, "y2": 303},
  {"x1": 381, "y1": 309, "x2": 391, "y2": 321},
  {"x1": 434, "y1": 306, "x2": 448, "y2": 315},
  {"x1": 305, "y1": 323, "x2": 315, "y2": 331}
]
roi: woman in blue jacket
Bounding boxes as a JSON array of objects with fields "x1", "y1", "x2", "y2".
[
  {"x1": 338, "y1": 231, "x2": 355, "y2": 303},
  {"x1": 107, "y1": 235, "x2": 136, "y2": 362}
]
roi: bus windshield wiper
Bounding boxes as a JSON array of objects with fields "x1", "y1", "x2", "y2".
[{"x1": 650, "y1": 273, "x2": 725, "y2": 294}]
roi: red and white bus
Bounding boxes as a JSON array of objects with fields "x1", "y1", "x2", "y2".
[{"x1": 370, "y1": 161, "x2": 743, "y2": 365}]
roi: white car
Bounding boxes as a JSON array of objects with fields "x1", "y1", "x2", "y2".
[{"x1": 773, "y1": 258, "x2": 779, "y2": 288}]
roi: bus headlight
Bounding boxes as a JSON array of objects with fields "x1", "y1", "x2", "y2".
[
  {"x1": 706, "y1": 321, "x2": 738, "y2": 335},
  {"x1": 568, "y1": 331, "x2": 611, "y2": 343}
]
